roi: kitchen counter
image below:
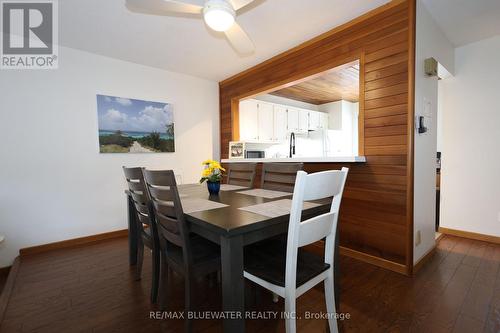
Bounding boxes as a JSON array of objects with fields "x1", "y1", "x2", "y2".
[{"x1": 221, "y1": 156, "x2": 366, "y2": 163}]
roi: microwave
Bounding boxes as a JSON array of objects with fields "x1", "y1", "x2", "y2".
[{"x1": 245, "y1": 150, "x2": 265, "y2": 159}]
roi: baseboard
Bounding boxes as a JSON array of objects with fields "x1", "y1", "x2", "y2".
[
  {"x1": 303, "y1": 242, "x2": 410, "y2": 275},
  {"x1": 0, "y1": 257, "x2": 20, "y2": 324},
  {"x1": 438, "y1": 227, "x2": 500, "y2": 245},
  {"x1": 19, "y1": 229, "x2": 128, "y2": 257},
  {"x1": 339, "y1": 246, "x2": 409, "y2": 276},
  {"x1": 413, "y1": 244, "x2": 436, "y2": 274}
]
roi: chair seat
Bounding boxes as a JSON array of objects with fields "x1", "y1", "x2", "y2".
[
  {"x1": 166, "y1": 235, "x2": 220, "y2": 266},
  {"x1": 244, "y1": 239, "x2": 330, "y2": 288}
]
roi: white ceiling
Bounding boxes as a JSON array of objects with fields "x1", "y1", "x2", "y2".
[
  {"x1": 59, "y1": 0, "x2": 389, "y2": 81},
  {"x1": 421, "y1": 0, "x2": 500, "y2": 47}
]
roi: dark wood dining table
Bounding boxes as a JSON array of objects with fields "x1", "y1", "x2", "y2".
[{"x1": 127, "y1": 184, "x2": 339, "y2": 333}]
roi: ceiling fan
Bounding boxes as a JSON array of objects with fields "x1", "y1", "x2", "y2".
[{"x1": 126, "y1": 0, "x2": 256, "y2": 54}]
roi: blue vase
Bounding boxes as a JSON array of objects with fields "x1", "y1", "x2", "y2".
[{"x1": 207, "y1": 181, "x2": 220, "y2": 195}]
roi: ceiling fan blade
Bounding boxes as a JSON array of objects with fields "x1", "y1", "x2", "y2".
[
  {"x1": 229, "y1": 0, "x2": 256, "y2": 11},
  {"x1": 224, "y1": 22, "x2": 255, "y2": 54},
  {"x1": 126, "y1": 0, "x2": 203, "y2": 16}
]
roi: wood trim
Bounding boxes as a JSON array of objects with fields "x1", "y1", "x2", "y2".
[
  {"x1": 19, "y1": 229, "x2": 128, "y2": 257},
  {"x1": 438, "y1": 227, "x2": 500, "y2": 245},
  {"x1": 232, "y1": 53, "x2": 363, "y2": 102},
  {"x1": 413, "y1": 244, "x2": 436, "y2": 274},
  {"x1": 231, "y1": 98, "x2": 240, "y2": 141},
  {"x1": 405, "y1": 0, "x2": 416, "y2": 276},
  {"x1": 358, "y1": 51, "x2": 366, "y2": 156},
  {"x1": 220, "y1": 0, "x2": 407, "y2": 86},
  {"x1": 435, "y1": 232, "x2": 445, "y2": 243},
  {"x1": 339, "y1": 246, "x2": 409, "y2": 275},
  {"x1": 0, "y1": 256, "x2": 20, "y2": 324}
]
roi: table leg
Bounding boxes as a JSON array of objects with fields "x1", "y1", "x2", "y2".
[
  {"x1": 220, "y1": 235, "x2": 245, "y2": 333},
  {"x1": 334, "y1": 222, "x2": 340, "y2": 309},
  {"x1": 127, "y1": 195, "x2": 138, "y2": 266}
]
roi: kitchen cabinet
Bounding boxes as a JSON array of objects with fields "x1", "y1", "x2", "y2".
[
  {"x1": 309, "y1": 111, "x2": 320, "y2": 130},
  {"x1": 239, "y1": 99, "x2": 259, "y2": 141},
  {"x1": 273, "y1": 105, "x2": 288, "y2": 142},
  {"x1": 298, "y1": 110, "x2": 309, "y2": 132},
  {"x1": 319, "y1": 112, "x2": 329, "y2": 129},
  {"x1": 287, "y1": 108, "x2": 299, "y2": 132},
  {"x1": 257, "y1": 102, "x2": 274, "y2": 141},
  {"x1": 239, "y1": 99, "x2": 330, "y2": 141}
]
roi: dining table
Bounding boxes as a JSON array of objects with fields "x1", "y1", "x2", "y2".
[{"x1": 126, "y1": 183, "x2": 339, "y2": 333}]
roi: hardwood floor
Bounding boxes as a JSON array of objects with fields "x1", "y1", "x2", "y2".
[{"x1": 0, "y1": 235, "x2": 499, "y2": 333}]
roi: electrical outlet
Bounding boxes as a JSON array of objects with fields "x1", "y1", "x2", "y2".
[
  {"x1": 498, "y1": 212, "x2": 500, "y2": 222},
  {"x1": 415, "y1": 230, "x2": 421, "y2": 246}
]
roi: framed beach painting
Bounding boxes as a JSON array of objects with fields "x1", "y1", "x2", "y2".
[{"x1": 96, "y1": 94, "x2": 175, "y2": 153}]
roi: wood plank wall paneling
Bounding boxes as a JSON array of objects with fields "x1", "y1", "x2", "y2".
[{"x1": 219, "y1": 0, "x2": 415, "y2": 274}]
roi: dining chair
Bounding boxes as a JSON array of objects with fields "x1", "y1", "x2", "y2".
[
  {"x1": 142, "y1": 169, "x2": 221, "y2": 333},
  {"x1": 226, "y1": 162, "x2": 257, "y2": 188},
  {"x1": 261, "y1": 162, "x2": 304, "y2": 192},
  {"x1": 244, "y1": 168, "x2": 349, "y2": 333},
  {"x1": 122, "y1": 166, "x2": 160, "y2": 304}
]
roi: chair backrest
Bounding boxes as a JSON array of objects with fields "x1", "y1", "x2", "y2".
[
  {"x1": 261, "y1": 162, "x2": 304, "y2": 192},
  {"x1": 285, "y1": 168, "x2": 349, "y2": 288},
  {"x1": 123, "y1": 167, "x2": 152, "y2": 232},
  {"x1": 226, "y1": 163, "x2": 257, "y2": 188},
  {"x1": 142, "y1": 169, "x2": 192, "y2": 264}
]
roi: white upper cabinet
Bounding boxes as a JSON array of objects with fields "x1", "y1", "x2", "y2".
[
  {"x1": 257, "y1": 102, "x2": 274, "y2": 141},
  {"x1": 273, "y1": 105, "x2": 288, "y2": 142},
  {"x1": 287, "y1": 108, "x2": 299, "y2": 132},
  {"x1": 298, "y1": 110, "x2": 309, "y2": 132},
  {"x1": 239, "y1": 99, "x2": 329, "y2": 142},
  {"x1": 308, "y1": 111, "x2": 320, "y2": 130},
  {"x1": 319, "y1": 112, "x2": 329, "y2": 129},
  {"x1": 239, "y1": 99, "x2": 259, "y2": 141}
]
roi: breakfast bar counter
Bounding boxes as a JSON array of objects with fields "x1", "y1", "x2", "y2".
[{"x1": 221, "y1": 156, "x2": 366, "y2": 163}]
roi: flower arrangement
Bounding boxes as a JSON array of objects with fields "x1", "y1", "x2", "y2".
[{"x1": 199, "y1": 159, "x2": 226, "y2": 184}]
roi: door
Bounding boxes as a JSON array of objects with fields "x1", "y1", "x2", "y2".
[
  {"x1": 257, "y1": 102, "x2": 274, "y2": 141},
  {"x1": 319, "y1": 112, "x2": 329, "y2": 130},
  {"x1": 239, "y1": 99, "x2": 259, "y2": 141},
  {"x1": 287, "y1": 108, "x2": 299, "y2": 132},
  {"x1": 273, "y1": 105, "x2": 288, "y2": 142},
  {"x1": 309, "y1": 111, "x2": 320, "y2": 130},
  {"x1": 298, "y1": 110, "x2": 309, "y2": 132}
]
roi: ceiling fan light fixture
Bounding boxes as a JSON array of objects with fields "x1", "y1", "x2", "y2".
[{"x1": 203, "y1": 0, "x2": 235, "y2": 32}]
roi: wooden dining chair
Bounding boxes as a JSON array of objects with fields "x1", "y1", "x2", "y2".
[
  {"x1": 122, "y1": 166, "x2": 160, "y2": 304},
  {"x1": 142, "y1": 169, "x2": 221, "y2": 333},
  {"x1": 226, "y1": 162, "x2": 257, "y2": 188},
  {"x1": 244, "y1": 168, "x2": 349, "y2": 333},
  {"x1": 261, "y1": 162, "x2": 304, "y2": 192}
]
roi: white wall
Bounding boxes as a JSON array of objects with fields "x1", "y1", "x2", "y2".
[
  {"x1": 413, "y1": 0, "x2": 455, "y2": 264},
  {"x1": 439, "y1": 35, "x2": 500, "y2": 237},
  {"x1": 0, "y1": 46, "x2": 219, "y2": 267}
]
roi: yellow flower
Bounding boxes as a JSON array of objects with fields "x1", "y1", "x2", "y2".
[
  {"x1": 201, "y1": 159, "x2": 225, "y2": 180},
  {"x1": 202, "y1": 168, "x2": 212, "y2": 177},
  {"x1": 209, "y1": 161, "x2": 220, "y2": 168}
]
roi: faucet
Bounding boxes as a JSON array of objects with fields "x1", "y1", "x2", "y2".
[{"x1": 289, "y1": 132, "x2": 295, "y2": 158}]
